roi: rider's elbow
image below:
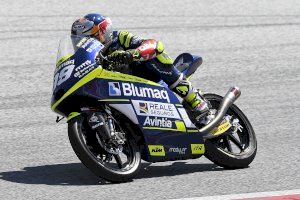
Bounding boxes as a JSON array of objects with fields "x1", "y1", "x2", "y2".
[
  {"x1": 155, "y1": 41, "x2": 164, "y2": 54},
  {"x1": 136, "y1": 39, "x2": 165, "y2": 61}
]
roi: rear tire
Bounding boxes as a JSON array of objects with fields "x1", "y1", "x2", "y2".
[
  {"x1": 203, "y1": 93, "x2": 257, "y2": 169},
  {"x1": 68, "y1": 115, "x2": 141, "y2": 182}
]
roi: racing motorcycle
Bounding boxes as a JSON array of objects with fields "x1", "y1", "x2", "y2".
[{"x1": 51, "y1": 35, "x2": 257, "y2": 182}]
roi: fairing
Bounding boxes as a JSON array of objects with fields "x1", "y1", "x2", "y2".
[
  {"x1": 51, "y1": 35, "x2": 205, "y2": 162},
  {"x1": 51, "y1": 35, "x2": 104, "y2": 114}
]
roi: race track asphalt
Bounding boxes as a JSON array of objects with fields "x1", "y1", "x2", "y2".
[{"x1": 0, "y1": 0, "x2": 299, "y2": 199}]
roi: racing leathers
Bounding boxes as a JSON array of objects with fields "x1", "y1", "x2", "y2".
[{"x1": 106, "y1": 30, "x2": 209, "y2": 118}]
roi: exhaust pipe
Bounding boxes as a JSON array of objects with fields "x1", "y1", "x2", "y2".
[{"x1": 199, "y1": 86, "x2": 241, "y2": 139}]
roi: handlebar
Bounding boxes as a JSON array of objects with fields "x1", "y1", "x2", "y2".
[
  {"x1": 96, "y1": 51, "x2": 113, "y2": 68},
  {"x1": 96, "y1": 50, "x2": 129, "y2": 71}
]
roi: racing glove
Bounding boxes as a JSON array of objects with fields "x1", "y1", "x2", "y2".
[{"x1": 107, "y1": 50, "x2": 133, "y2": 65}]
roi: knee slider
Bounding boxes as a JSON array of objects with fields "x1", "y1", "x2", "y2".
[
  {"x1": 169, "y1": 74, "x2": 193, "y2": 98},
  {"x1": 174, "y1": 79, "x2": 193, "y2": 97}
]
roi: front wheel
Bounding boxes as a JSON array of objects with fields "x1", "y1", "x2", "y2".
[
  {"x1": 68, "y1": 115, "x2": 141, "y2": 182},
  {"x1": 203, "y1": 93, "x2": 257, "y2": 169}
]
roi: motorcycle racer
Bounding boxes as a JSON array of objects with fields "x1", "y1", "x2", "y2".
[{"x1": 71, "y1": 13, "x2": 209, "y2": 121}]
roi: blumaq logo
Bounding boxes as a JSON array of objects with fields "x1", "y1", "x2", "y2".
[
  {"x1": 108, "y1": 82, "x2": 170, "y2": 102},
  {"x1": 122, "y1": 83, "x2": 170, "y2": 102},
  {"x1": 108, "y1": 82, "x2": 121, "y2": 96}
]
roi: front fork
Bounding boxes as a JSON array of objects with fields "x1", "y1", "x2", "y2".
[
  {"x1": 87, "y1": 112, "x2": 112, "y2": 141},
  {"x1": 85, "y1": 107, "x2": 126, "y2": 155}
]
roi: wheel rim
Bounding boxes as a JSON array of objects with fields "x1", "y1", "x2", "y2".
[
  {"x1": 208, "y1": 97, "x2": 256, "y2": 157},
  {"x1": 78, "y1": 118, "x2": 140, "y2": 175}
]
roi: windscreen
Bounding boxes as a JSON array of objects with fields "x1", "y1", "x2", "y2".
[
  {"x1": 56, "y1": 35, "x2": 85, "y2": 66},
  {"x1": 52, "y1": 35, "x2": 105, "y2": 111}
]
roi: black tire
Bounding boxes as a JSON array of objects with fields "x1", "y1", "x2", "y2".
[
  {"x1": 68, "y1": 115, "x2": 141, "y2": 182},
  {"x1": 203, "y1": 93, "x2": 257, "y2": 169}
]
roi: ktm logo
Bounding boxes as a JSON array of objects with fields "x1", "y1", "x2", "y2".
[
  {"x1": 152, "y1": 148, "x2": 162, "y2": 153},
  {"x1": 148, "y1": 145, "x2": 165, "y2": 156}
]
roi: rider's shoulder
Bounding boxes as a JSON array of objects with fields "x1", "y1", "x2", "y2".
[
  {"x1": 117, "y1": 30, "x2": 132, "y2": 42},
  {"x1": 117, "y1": 30, "x2": 142, "y2": 48},
  {"x1": 117, "y1": 30, "x2": 133, "y2": 37}
]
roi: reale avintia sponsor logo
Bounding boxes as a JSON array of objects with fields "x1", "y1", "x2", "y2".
[
  {"x1": 133, "y1": 100, "x2": 181, "y2": 119},
  {"x1": 139, "y1": 102, "x2": 148, "y2": 114},
  {"x1": 143, "y1": 116, "x2": 173, "y2": 128}
]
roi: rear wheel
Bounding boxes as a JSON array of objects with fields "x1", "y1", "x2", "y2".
[
  {"x1": 203, "y1": 94, "x2": 257, "y2": 168},
  {"x1": 68, "y1": 114, "x2": 141, "y2": 182}
]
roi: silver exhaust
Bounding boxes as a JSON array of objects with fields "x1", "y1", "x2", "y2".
[{"x1": 199, "y1": 86, "x2": 241, "y2": 139}]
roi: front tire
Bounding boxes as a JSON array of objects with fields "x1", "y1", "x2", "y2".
[
  {"x1": 203, "y1": 93, "x2": 257, "y2": 169},
  {"x1": 68, "y1": 115, "x2": 141, "y2": 182}
]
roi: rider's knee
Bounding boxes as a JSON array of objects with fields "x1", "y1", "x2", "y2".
[{"x1": 169, "y1": 74, "x2": 194, "y2": 98}]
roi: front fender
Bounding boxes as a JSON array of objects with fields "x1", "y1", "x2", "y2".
[{"x1": 67, "y1": 112, "x2": 81, "y2": 122}]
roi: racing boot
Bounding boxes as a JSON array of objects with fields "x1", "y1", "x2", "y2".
[
  {"x1": 185, "y1": 89, "x2": 210, "y2": 123},
  {"x1": 170, "y1": 76, "x2": 209, "y2": 123}
]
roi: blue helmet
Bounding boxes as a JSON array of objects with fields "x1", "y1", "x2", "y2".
[
  {"x1": 71, "y1": 13, "x2": 113, "y2": 44},
  {"x1": 84, "y1": 13, "x2": 106, "y2": 25}
]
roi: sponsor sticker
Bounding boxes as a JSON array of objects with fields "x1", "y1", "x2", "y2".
[
  {"x1": 76, "y1": 37, "x2": 103, "y2": 52},
  {"x1": 81, "y1": 38, "x2": 94, "y2": 49},
  {"x1": 76, "y1": 37, "x2": 88, "y2": 48},
  {"x1": 108, "y1": 82, "x2": 121, "y2": 96},
  {"x1": 75, "y1": 60, "x2": 92, "y2": 72},
  {"x1": 143, "y1": 116, "x2": 173, "y2": 128},
  {"x1": 191, "y1": 144, "x2": 205, "y2": 154},
  {"x1": 86, "y1": 42, "x2": 101, "y2": 53},
  {"x1": 122, "y1": 83, "x2": 170, "y2": 102},
  {"x1": 55, "y1": 59, "x2": 75, "y2": 73},
  {"x1": 169, "y1": 147, "x2": 187, "y2": 155},
  {"x1": 210, "y1": 121, "x2": 231, "y2": 136},
  {"x1": 139, "y1": 102, "x2": 148, "y2": 114},
  {"x1": 73, "y1": 24, "x2": 85, "y2": 29},
  {"x1": 132, "y1": 100, "x2": 180, "y2": 119},
  {"x1": 108, "y1": 82, "x2": 170, "y2": 102},
  {"x1": 74, "y1": 60, "x2": 96, "y2": 78},
  {"x1": 148, "y1": 145, "x2": 165, "y2": 156}
]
